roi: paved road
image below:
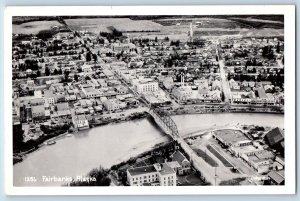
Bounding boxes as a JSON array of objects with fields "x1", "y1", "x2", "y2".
[{"x1": 216, "y1": 48, "x2": 232, "y2": 103}]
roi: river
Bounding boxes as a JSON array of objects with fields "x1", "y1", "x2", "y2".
[{"x1": 13, "y1": 113, "x2": 284, "y2": 186}]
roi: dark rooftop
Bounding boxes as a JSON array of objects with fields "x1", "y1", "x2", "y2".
[{"x1": 127, "y1": 165, "x2": 156, "y2": 176}]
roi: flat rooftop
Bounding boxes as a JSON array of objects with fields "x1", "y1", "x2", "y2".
[
  {"x1": 159, "y1": 163, "x2": 175, "y2": 176},
  {"x1": 214, "y1": 129, "x2": 249, "y2": 144},
  {"x1": 127, "y1": 165, "x2": 156, "y2": 176}
]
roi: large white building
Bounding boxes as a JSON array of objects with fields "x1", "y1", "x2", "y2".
[
  {"x1": 134, "y1": 79, "x2": 159, "y2": 94},
  {"x1": 127, "y1": 163, "x2": 176, "y2": 186}
]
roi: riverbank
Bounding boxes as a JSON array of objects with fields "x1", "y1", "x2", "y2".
[
  {"x1": 13, "y1": 131, "x2": 70, "y2": 165},
  {"x1": 13, "y1": 112, "x2": 284, "y2": 186},
  {"x1": 14, "y1": 110, "x2": 283, "y2": 165},
  {"x1": 13, "y1": 111, "x2": 150, "y2": 165}
]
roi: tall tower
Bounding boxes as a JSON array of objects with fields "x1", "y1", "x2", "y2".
[
  {"x1": 126, "y1": 33, "x2": 130, "y2": 44},
  {"x1": 180, "y1": 72, "x2": 185, "y2": 87},
  {"x1": 189, "y1": 22, "x2": 193, "y2": 42}
]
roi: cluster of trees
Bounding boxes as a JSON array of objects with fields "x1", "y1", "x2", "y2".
[
  {"x1": 170, "y1": 40, "x2": 181, "y2": 47},
  {"x1": 37, "y1": 29, "x2": 59, "y2": 41},
  {"x1": 40, "y1": 123, "x2": 71, "y2": 135},
  {"x1": 228, "y1": 70, "x2": 284, "y2": 87},
  {"x1": 96, "y1": 37, "x2": 105, "y2": 44},
  {"x1": 85, "y1": 51, "x2": 98, "y2": 62},
  {"x1": 245, "y1": 57, "x2": 263, "y2": 67},
  {"x1": 99, "y1": 28, "x2": 123, "y2": 42},
  {"x1": 187, "y1": 39, "x2": 205, "y2": 47},
  {"x1": 233, "y1": 50, "x2": 249, "y2": 59},
  {"x1": 69, "y1": 166, "x2": 111, "y2": 186},
  {"x1": 18, "y1": 59, "x2": 39, "y2": 71},
  {"x1": 262, "y1": 45, "x2": 275, "y2": 60},
  {"x1": 13, "y1": 122, "x2": 71, "y2": 153}
]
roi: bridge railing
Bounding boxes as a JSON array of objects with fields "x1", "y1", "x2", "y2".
[{"x1": 150, "y1": 108, "x2": 179, "y2": 137}]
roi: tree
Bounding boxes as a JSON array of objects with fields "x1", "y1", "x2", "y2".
[
  {"x1": 13, "y1": 124, "x2": 24, "y2": 152},
  {"x1": 92, "y1": 54, "x2": 98, "y2": 62},
  {"x1": 45, "y1": 66, "x2": 50, "y2": 76},
  {"x1": 74, "y1": 73, "x2": 79, "y2": 82},
  {"x1": 53, "y1": 68, "x2": 59, "y2": 75},
  {"x1": 276, "y1": 41, "x2": 280, "y2": 53},
  {"x1": 64, "y1": 71, "x2": 70, "y2": 82},
  {"x1": 36, "y1": 70, "x2": 41, "y2": 77},
  {"x1": 86, "y1": 52, "x2": 92, "y2": 62},
  {"x1": 155, "y1": 36, "x2": 158, "y2": 42}
]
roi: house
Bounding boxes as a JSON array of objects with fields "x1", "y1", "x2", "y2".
[
  {"x1": 127, "y1": 163, "x2": 176, "y2": 186},
  {"x1": 264, "y1": 127, "x2": 284, "y2": 147},
  {"x1": 171, "y1": 151, "x2": 191, "y2": 175},
  {"x1": 81, "y1": 64, "x2": 93, "y2": 73}
]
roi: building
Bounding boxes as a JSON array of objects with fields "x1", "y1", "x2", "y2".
[
  {"x1": 135, "y1": 79, "x2": 159, "y2": 94},
  {"x1": 171, "y1": 151, "x2": 191, "y2": 175},
  {"x1": 172, "y1": 86, "x2": 192, "y2": 102},
  {"x1": 103, "y1": 99, "x2": 126, "y2": 112},
  {"x1": 82, "y1": 87, "x2": 101, "y2": 98},
  {"x1": 72, "y1": 115, "x2": 89, "y2": 130},
  {"x1": 127, "y1": 163, "x2": 176, "y2": 186},
  {"x1": 81, "y1": 64, "x2": 93, "y2": 73},
  {"x1": 31, "y1": 105, "x2": 45, "y2": 121},
  {"x1": 264, "y1": 127, "x2": 284, "y2": 147},
  {"x1": 56, "y1": 102, "x2": 69, "y2": 111},
  {"x1": 268, "y1": 170, "x2": 285, "y2": 185},
  {"x1": 162, "y1": 77, "x2": 174, "y2": 91},
  {"x1": 44, "y1": 90, "x2": 56, "y2": 105},
  {"x1": 112, "y1": 43, "x2": 136, "y2": 52}
]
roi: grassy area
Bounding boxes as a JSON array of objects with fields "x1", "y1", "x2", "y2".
[
  {"x1": 65, "y1": 18, "x2": 162, "y2": 33},
  {"x1": 13, "y1": 20, "x2": 62, "y2": 35},
  {"x1": 207, "y1": 144, "x2": 233, "y2": 167},
  {"x1": 177, "y1": 171, "x2": 207, "y2": 186},
  {"x1": 193, "y1": 148, "x2": 218, "y2": 167}
]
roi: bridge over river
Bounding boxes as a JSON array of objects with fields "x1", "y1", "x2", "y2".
[{"x1": 148, "y1": 108, "x2": 244, "y2": 185}]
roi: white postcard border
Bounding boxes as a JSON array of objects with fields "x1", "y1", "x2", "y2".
[{"x1": 4, "y1": 5, "x2": 295, "y2": 195}]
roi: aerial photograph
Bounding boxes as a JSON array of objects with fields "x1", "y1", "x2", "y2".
[{"x1": 11, "y1": 15, "x2": 285, "y2": 187}]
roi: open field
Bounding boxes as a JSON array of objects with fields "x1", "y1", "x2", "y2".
[
  {"x1": 240, "y1": 28, "x2": 284, "y2": 37},
  {"x1": 65, "y1": 18, "x2": 162, "y2": 33},
  {"x1": 156, "y1": 17, "x2": 252, "y2": 29},
  {"x1": 13, "y1": 20, "x2": 62, "y2": 35},
  {"x1": 229, "y1": 17, "x2": 284, "y2": 29}
]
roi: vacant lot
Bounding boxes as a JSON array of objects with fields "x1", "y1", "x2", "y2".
[
  {"x1": 207, "y1": 144, "x2": 233, "y2": 167},
  {"x1": 193, "y1": 148, "x2": 218, "y2": 167},
  {"x1": 177, "y1": 171, "x2": 206, "y2": 186},
  {"x1": 13, "y1": 20, "x2": 62, "y2": 35}
]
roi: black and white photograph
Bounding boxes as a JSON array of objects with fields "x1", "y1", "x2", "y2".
[{"x1": 4, "y1": 5, "x2": 295, "y2": 195}]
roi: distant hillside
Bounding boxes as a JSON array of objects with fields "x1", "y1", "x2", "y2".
[
  {"x1": 12, "y1": 16, "x2": 58, "y2": 24},
  {"x1": 12, "y1": 15, "x2": 284, "y2": 25}
]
